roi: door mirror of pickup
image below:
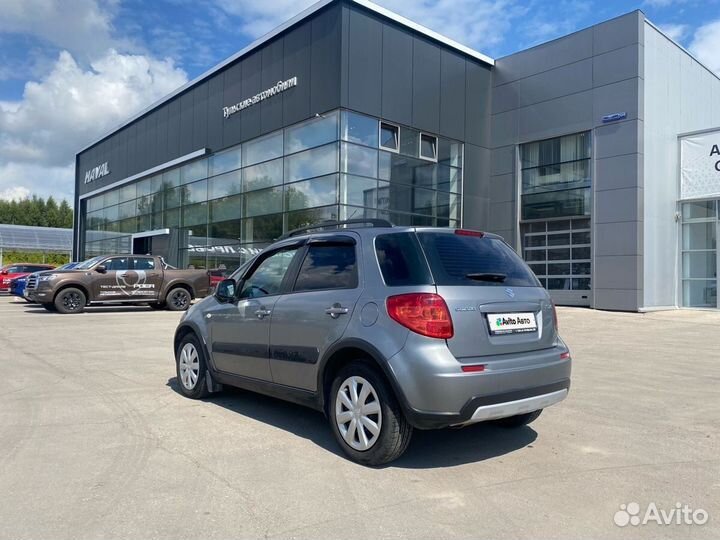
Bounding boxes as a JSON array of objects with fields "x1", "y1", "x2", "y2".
[
  {"x1": 95, "y1": 265, "x2": 107, "y2": 274},
  {"x1": 215, "y1": 279, "x2": 236, "y2": 303}
]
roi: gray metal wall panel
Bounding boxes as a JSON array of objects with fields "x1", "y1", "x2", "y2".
[
  {"x1": 594, "y1": 255, "x2": 642, "y2": 290},
  {"x1": 595, "y1": 153, "x2": 642, "y2": 191},
  {"x1": 462, "y1": 194, "x2": 489, "y2": 231},
  {"x1": 595, "y1": 187, "x2": 643, "y2": 224},
  {"x1": 347, "y1": 8, "x2": 382, "y2": 117},
  {"x1": 222, "y1": 62, "x2": 243, "y2": 148},
  {"x1": 241, "y1": 52, "x2": 262, "y2": 141},
  {"x1": 115, "y1": 128, "x2": 128, "y2": 182},
  {"x1": 594, "y1": 289, "x2": 641, "y2": 311},
  {"x1": 490, "y1": 145, "x2": 515, "y2": 176},
  {"x1": 594, "y1": 119, "x2": 642, "y2": 159},
  {"x1": 516, "y1": 59, "x2": 593, "y2": 110},
  {"x1": 193, "y1": 84, "x2": 209, "y2": 151},
  {"x1": 593, "y1": 78, "x2": 642, "y2": 125},
  {"x1": 156, "y1": 106, "x2": 169, "y2": 165},
  {"x1": 493, "y1": 28, "x2": 594, "y2": 86},
  {"x1": 167, "y1": 99, "x2": 181, "y2": 161},
  {"x1": 593, "y1": 11, "x2": 643, "y2": 56},
  {"x1": 283, "y1": 23, "x2": 312, "y2": 126},
  {"x1": 136, "y1": 119, "x2": 148, "y2": 175},
  {"x1": 207, "y1": 75, "x2": 224, "y2": 152},
  {"x1": 146, "y1": 112, "x2": 159, "y2": 171},
  {"x1": 126, "y1": 122, "x2": 138, "y2": 179},
  {"x1": 261, "y1": 39, "x2": 285, "y2": 133},
  {"x1": 489, "y1": 201, "x2": 515, "y2": 232},
  {"x1": 517, "y1": 90, "x2": 594, "y2": 142},
  {"x1": 488, "y1": 172, "x2": 514, "y2": 203},
  {"x1": 462, "y1": 143, "x2": 489, "y2": 199},
  {"x1": 179, "y1": 92, "x2": 194, "y2": 156},
  {"x1": 593, "y1": 44, "x2": 641, "y2": 87},
  {"x1": 439, "y1": 50, "x2": 466, "y2": 140},
  {"x1": 381, "y1": 24, "x2": 413, "y2": 125},
  {"x1": 595, "y1": 221, "x2": 643, "y2": 256},
  {"x1": 412, "y1": 38, "x2": 441, "y2": 133},
  {"x1": 310, "y1": 6, "x2": 341, "y2": 114},
  {"x1": 465, "y1": 61, "x2": 491, "y2": 148}
]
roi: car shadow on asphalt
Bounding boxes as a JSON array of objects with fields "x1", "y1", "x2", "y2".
[
  {"x1": 166, "y1": 377, "x2": 537, "y2": 469},
  {"x1": 22, "y1": 305, "x2": 159, "y2": 314}
]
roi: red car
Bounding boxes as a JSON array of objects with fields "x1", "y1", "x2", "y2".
[{"x1": 0, "y1": 263, "x2": 55, "y2": 291}]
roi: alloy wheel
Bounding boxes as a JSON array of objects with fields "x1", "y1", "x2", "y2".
[
  {"x1": 171, "y1": 290, "x2": 189, "y2": 310},
  {"x1": 179, "y1": 343, "x2": 200, "y2": 390},
  {"x1": 335, "y1": 376, "x2": 382, "y2": 451},
  {"x1": 63, "y1": 292, "x2": 82, "y2": 311}
]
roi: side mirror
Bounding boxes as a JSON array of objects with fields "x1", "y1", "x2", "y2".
[
  {"x1": 0, "y1": 269, "x2": 7, "y2": 275},
  {"x1": 215, "y1": 279, "x2": 236, "y2": 303},
  {"x1": 96, "y1": 265, "x2": 107, "y2": 274}
]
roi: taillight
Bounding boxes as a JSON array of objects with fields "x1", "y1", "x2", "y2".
[
  {"x1": 386, "y1": 293, "x2": 454, "y2": 339},
  {"x1": 560, "y1": 351, "x2": 570, "y2": 360}
]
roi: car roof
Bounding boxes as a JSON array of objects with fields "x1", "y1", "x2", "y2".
[{"x1": 277, "y1": 226, "x2": 502, "y2": 243}]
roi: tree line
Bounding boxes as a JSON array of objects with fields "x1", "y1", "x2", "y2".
[{"x1": 0, "y1": 196, "x2": 74, "y2": 229}]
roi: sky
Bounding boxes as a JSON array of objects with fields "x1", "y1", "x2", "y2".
[{"x1": 0, "y1": 0, "x2": 719, "y2": 203}]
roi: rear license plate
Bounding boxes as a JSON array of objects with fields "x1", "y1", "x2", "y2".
[{"x1": 487, "y1": 312, "x2": 537, "y2": 335}]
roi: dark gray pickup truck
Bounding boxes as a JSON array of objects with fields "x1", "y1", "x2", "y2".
[{"x1": 26, "y1": 255, "x2": 210, "y2": 314}]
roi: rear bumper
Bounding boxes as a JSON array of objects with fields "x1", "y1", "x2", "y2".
[
  {"x1": 403, "y1": 379, "x2": 570, "y2": 429},
  {"x1": 386, "y1": 333, "x2": 572, "y2": 429}
]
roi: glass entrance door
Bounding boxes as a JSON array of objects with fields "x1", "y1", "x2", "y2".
[{"x1": 681, "y1": 201, "x2": 718, "y2": 308}]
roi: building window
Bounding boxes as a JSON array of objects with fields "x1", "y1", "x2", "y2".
[
  {"x1": 420, "y1": 134, "x2": 438, "y2": 161},
  {"x1": 379, "y1": 122, "x2": 399, "y2": 152},
  {"x1": 520, "y1": 132, "x2": 592, "y2": 295},
  {"x1": 81, "y1": 108, "x2": 463, "y2": 272},
  {"x1": 681, "y1": 200, "x2": 718, "y2": 308}
]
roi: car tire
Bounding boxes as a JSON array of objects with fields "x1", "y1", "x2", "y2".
[
  {"x1": 42, "y1": 303, "x2": 57, "y2": 312},
  {"x1": 166, "y1": 287, "x2": 191, "y2": 311},
  {"x1": 492, "y1": 409, "x2": 543, "y2": 428},
  {"x1": 175, "y1": 333, "x2": 210, "y2": 399},
  {"x1": 54, "y1": 288, "x2": 86, "y2": 314},
  {"x1": 329, "y1": 361, "x2": 412, "y2": 466}
]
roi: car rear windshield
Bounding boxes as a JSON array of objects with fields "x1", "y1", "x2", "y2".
[{"x1": 416, "y1": 232, "x2": 540, "y2": 287}]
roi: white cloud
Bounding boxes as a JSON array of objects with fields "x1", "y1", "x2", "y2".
[
  {"x1": 657, "y1": 23, "x2": 690, "y2": 42},
  {"x1": 689, "y1": 19, "x2": 720, "y2": 75},
  {"x1": 0, "y1": 0, "x2": 132, "y2": 61},
  {"x1": 214, "y1": 0, "x2": 521, "y2": 50},
  {"x1": 0, "y1": 185, "x2": 31, "y2": 202},
  {"x1": 0, "y1": 49, "x2": 187, "y2": 200}
]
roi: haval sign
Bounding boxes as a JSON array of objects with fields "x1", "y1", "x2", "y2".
[
  {"x1": 84, "y1": 162, "x2": 110, "y2": 184},
  {"x1": 680, "y1": 130, "x2": 720, "y2": 200}
]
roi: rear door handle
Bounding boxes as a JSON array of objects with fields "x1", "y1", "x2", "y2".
[
  {"x1": 255, "y1": 308, "x2": 272, "y2": 319},
  {"x1": 325, "y1": 304, "x2": 349, "y2": 319}
]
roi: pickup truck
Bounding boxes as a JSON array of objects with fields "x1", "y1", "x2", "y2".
[{"x1": 28, "y1": 254, "x2": 211, "y2": 314}]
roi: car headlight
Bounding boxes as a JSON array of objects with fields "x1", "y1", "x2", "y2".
[{"x1": 38, "y1": 275, "x2": 56, "y2": 282}]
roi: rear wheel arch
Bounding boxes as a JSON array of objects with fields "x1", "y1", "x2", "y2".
[
  {"x1": 164, "y1": 281, "x2": 194, "y2": 301},
  {"x1": 318, "y1": 340, "x2": 407, "y2": 416}
]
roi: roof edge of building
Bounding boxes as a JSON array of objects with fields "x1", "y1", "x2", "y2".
[{"x1": 76, "y1": 0, "x2": 494, "y2": 157}]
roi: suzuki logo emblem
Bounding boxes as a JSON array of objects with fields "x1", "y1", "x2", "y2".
[{"x1": 505, "y1": 288, "x2": 515, "y2": 298}]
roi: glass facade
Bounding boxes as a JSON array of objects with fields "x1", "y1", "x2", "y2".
[
  {"x1": 82, "y1": 109, "x2": 463, "y2": 273},
  {"x1": 520, "y1": 132, "x2": 592, "y2": 294},
  {"x1": 681, "y1": 200, "x2": 718, "y2": 308}
]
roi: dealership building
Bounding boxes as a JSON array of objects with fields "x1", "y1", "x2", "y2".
[{"x1": 73, "y1": 0, "x2": 720, "y2": 311}]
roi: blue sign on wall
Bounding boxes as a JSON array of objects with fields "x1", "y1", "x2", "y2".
[{"x1": 602, "y1": 112, "x2": 627, "y2": 123}]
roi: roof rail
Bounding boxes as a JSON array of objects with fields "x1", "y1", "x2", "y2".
[{"x1": 278, "y1": 218, "x2": 393, "y2": 240}]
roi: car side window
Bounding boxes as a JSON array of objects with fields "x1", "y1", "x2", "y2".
[
  {"x1": 132, "y1": 258, "x2": 155, "y2": 270},
  {"x1": 104, "y1": 257, "x2": 130, "y2": 271},
  {"x1": 293, "y1": 245, "x2": 358, "y2": 292},
  {"x1": 238, "y1": 248, "x2": 299, "y2": 299}
]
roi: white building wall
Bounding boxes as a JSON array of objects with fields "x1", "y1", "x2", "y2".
[{"x1": 642, "y1": 22, "x2": 720, "y2": 309}]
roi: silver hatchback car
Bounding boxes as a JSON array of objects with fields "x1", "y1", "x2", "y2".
[{"x1": 173, "y1": 220, "x2": 571, "y2": 465}]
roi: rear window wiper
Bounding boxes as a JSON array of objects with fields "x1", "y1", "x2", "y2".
[{"x1": 465, "y1": 272, "x2": 507, "y2": 282}]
